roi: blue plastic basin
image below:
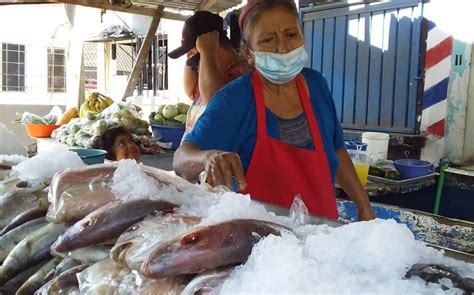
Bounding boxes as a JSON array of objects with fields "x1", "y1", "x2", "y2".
[
  {"x1": 151, "y1": 124, "x2": 185, "y2": 150},
  {"x1": 394, "y1": 159, "x2": 433, "y2": 179},
  {"x1": 70, "y1": 148, "x2": 107, "y2": 165}
]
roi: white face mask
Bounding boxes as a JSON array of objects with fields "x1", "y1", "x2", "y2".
[{"x1": 253, "y1": 45, "x2": 309, "y2": 84}]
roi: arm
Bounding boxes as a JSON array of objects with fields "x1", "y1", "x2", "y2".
[
  {"x1": 183, "y1": 63, "x2": 198, "y2": 100},
  {"x1": 196, "y1": 32, "x2": 227, "y2": 103},
  {"x1": 173, "y1": 142, "x2": 247, "y2": 190},
  {"x1": 335, "y1": 148, "x2": 376, "y2": 221}
]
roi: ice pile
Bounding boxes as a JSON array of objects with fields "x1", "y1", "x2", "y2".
[
  {"x1": 111, "y1": 160, "x2": 160, "y2": 199},
  {"x1": 221, "y1": 219, "x2": 473, "y2": 294},
  {"x1": 0, "y1": 154, "x2": 27, "y2": 166},
  {"x1": 198, "y1": 192, "x2": 290, "y2": 227},
  {"x1": 11, "y1": 146, "x2": 84, "y2": 181}
]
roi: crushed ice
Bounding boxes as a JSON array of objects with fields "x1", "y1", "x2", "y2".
[
  {"x1": 11, "y1": 146, "x2": 84, "y2": 181},
  {"x1": 221, "y1": 219, "x2": 473, "y2": 294},
  {"x1": 111, "y1": 159, "x2": 160, "y2": 199}
]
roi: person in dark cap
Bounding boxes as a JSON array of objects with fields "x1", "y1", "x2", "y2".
[
  {"x1": 174, "y1": 0, "x2": 375, "y2": 222},
  {"x1": 168, "y1": 11, "x2": 248, "y2": 137}
]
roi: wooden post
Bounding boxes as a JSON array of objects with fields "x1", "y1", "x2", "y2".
[{"x1": 122, "y1": 5, "x2": 164, "y2": 100}]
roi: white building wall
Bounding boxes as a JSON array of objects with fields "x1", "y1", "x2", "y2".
[
  {"x1": 0, "y1": 4, "x2": 70, "y2": 105},
  {"x1": 0, "y1": 4, "x2": 189, "y2": 110}
]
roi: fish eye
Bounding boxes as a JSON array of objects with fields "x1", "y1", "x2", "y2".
[
  {"x1": 81, "y1": 219, "x2": 93, "y2": 230},
  {"x1": 181, "y1": 232, "x2": 201, "y2": 245}
]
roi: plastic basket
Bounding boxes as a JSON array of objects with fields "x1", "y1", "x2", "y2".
[
  {"x1": 70, "y1": 148, "x2": 107, "y2": 165},
  {"x1": 151, "y1": 124, "x2": 185, "y2": 150},
  {"x1": 25, "y1": 124, "x2": 61, "y2": 138}
]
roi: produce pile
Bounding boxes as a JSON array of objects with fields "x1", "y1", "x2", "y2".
[
  {"x1": 14, "y1": 107, "x2": 78, "y2": 126},
  {"x1": 52, "y1": 102, "x2": 149, "y2": 148},
  {"x1": 369, "y1": 164, "x2": 401, "y2": 180},
  {"x1": 0, "y1": 152, "x2": 472, "y2": 294},
  {"x1": 149, "y1": 103, "x2": 190, "y2": 128},
  {"x1": 78, "y1": 92, "x2": 114, "y2": 118},
  {"x1": 14, "y1": 112, "x2": 58, "y2": 126}
]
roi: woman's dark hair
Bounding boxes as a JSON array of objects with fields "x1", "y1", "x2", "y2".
[{"x1": 92, "y1": 126, "x2": 130, "y2": 160}]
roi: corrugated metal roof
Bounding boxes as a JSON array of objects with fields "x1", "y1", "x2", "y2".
[
  {"x1": 0, "y1": 0, "x2": 244, "y2": 20},
  {"x1": 132, "y1": 0, "x2": 242, "y2": 13}
]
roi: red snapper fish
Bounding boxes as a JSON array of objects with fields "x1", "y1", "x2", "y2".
[{"x1": 141, "y1": 219, "x2": 289, "y2": 278}]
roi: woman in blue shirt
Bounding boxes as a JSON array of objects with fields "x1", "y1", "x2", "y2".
[{"x1": 174, "y1": 0, "x2": 375, "y2": 220}]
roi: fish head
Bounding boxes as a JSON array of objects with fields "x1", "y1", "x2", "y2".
[
  {"x1": 141, "y1": 225, "x2": 220, "y2": 277},
  {"x1": 141, "y1": 219, "x2": 282, "y2": 278},
  {"x1": 110, "y1": 222, "x2": 144, "y2": 266},
  {"x1": 52, "y1": 214, "x2": 103, "y2": 253}
]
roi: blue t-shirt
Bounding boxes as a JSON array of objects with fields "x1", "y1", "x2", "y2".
[{"x1": 184, "y1": 68, "x2": 345, "y2": 181}]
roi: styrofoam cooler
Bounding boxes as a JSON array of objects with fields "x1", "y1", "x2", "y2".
[{"x1": 362, "y1": 132, "x2": 389, "y2": 162}]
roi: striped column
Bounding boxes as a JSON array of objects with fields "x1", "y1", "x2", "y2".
[{"x1": 420, "y1": 21, "x2": 453, "y2": 163}]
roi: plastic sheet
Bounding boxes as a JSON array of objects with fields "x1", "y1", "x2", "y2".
[
  {"x1": 98, "y1": 102, "x2": 149, "y2": 136},
  {"x1": 77, "y1": 258, "x2": 133, "y2": 294},
  {"x1": 110, "y1": 214, "x2": 200, "y2": 270},
  {"x1": 47, "y1": 162, "x2": 199, "y2": 224},
  {"x1": 289, "y1": 194, "x2": 309, "y2": 227},
  {"x1": 47, "y1": 164, "x2": 117, "y2": 224}
]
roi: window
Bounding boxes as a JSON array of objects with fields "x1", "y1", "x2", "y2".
[
  {"x1": 116, "y1": 44, "x2": 133, "y2": 76},
  {"x1": 1, "y1": 43, "x2": 25, "y2": 92},
  {"x1": 83, "y1": 43, "x2": 98, "y2": 90},
  {"x1": 122, "y1": 34, "x2": 168, "y2": 96},
  {"x1": 47, "y1": 48, "x2": 66, "y2": 93}
]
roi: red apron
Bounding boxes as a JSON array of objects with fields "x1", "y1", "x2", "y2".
[{"x1": 242, "y1": 71, "x2": 338, "y2": 219}]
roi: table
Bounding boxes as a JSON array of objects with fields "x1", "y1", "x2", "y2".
[
  {"x1": 336, "y1": 174, "x2": 436, "y2": 198},
  {"x1": 36, "y1": 138, "x2": 175, "y2": 171}
]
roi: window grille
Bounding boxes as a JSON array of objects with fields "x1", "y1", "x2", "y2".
[{"x1": 1, "y1": 43, "x2": 26, "y2": 92}]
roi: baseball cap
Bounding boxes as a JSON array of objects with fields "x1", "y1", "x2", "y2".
[{"x1": 168, "y1": 11, "x2": 226, "y2": 59}]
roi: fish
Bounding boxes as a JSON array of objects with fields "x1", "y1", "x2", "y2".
[
  {"x1": 47, "y1": 263, "x2": 91, "y2": 294},
  {"x1": 405, "y1": 263, "x2": 474, "y2": 294},
  {"x1": 110, "y1": 214, "x2": 200, "y2": 270},
  {"x1": 181, "y1": 267, "x2": 234, "y2": 295},
  {"x1": 54, "y1": 245, "x2": 111, "y2": 264},
  {"x1": 0, "y1": 260, "x2": 47, "y2": 294},
  {"x1": 0, "y1": 217, "x2": 48, "y2": 262},
  {"x1": 52, "y1": 199, "x2": 178, "y2": 254},
  {"x1": 141, "y1": 165, "x2": 199, "y2": 192},
  {"x1": 0, "y1": 177, "x2": 23, "y2": 196},
  {"x1": 47, "y1": 165, "x2": 118, "y2": 224},
  {"x1": 16, "y1": 257, "x2": 61, "y2": 295},
  {"x1": 47, "y1": 164, "x2": 196, "y2": 225},
  {"x1": 0, "y1": 187, "x2": 48, "y2": 229},
  {"x1": 0, "y1": 222, "x2": 66, "y2": 284},
  {"x1": 0, "y1": 207, "x2": 47, "y2": 236},
  {"x1": 53, "y1": 257, "x2": 82, "y2": 278},
  {"x1": 75, "y1": 258, "x2": 131, "y2": 294},
  {"x1": 141, "y1": 219, "x2": 289, "y2": 278},
  {"x1": 139, "y1": 276, "x2": 188, "y2": 295}
]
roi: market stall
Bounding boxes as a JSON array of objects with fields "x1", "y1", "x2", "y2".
[
  {"x1": 1, "y1": 1, "x2": 474, "y2": 294},
  {"x1": 0, "y1": 152, "x2": 473, "y2": 294}
]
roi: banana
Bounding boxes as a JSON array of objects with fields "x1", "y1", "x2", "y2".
[
  {"x1": 95, "y1": 100, "x2": 101, "y2": 111},
  {"x1": 103, "y1": 95, "x2": 114, "y2": 106},
  {"x1": 97, "y1": 96, "x2": 109, "y2": 110},
  {"x1": 90, "y1": 92, "x2": 99, "y2": 100}
]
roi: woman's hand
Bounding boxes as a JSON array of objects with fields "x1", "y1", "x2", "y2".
[
  {"x1": 335, "y1": 149, "x2": 376, "y2": 221},
  {"x1": 196, "y1": 31, "x2": 220, "y2": 56},
  {"x1": 357, "y1": 204, "x2": 376, "y2": 221},
  {"x1": 204, "y1": 150, "x2": 247, "y2": 191}
]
